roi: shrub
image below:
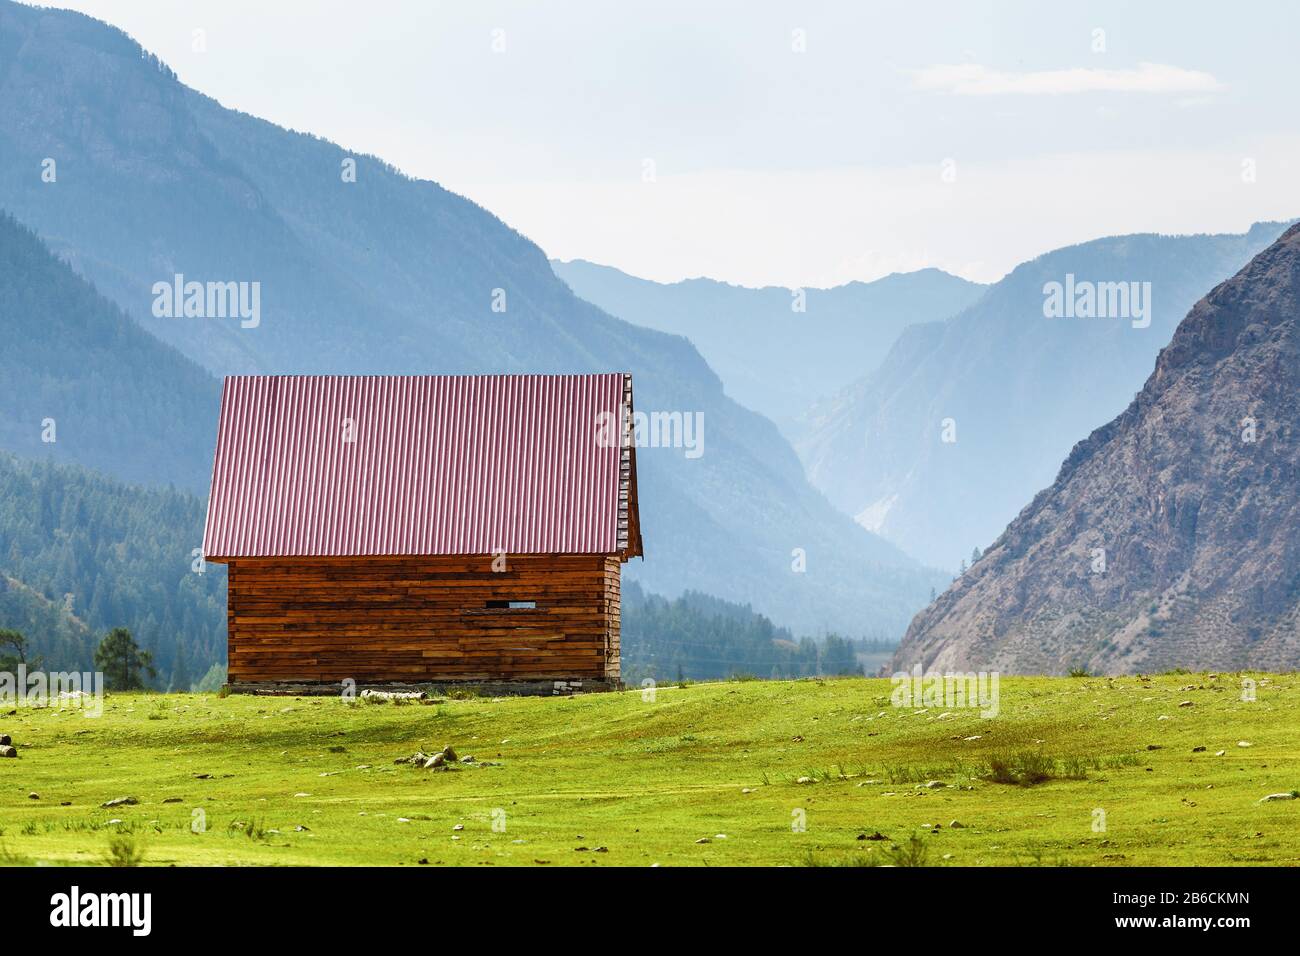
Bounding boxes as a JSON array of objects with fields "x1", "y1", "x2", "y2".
[
  {"x1": 985, "y1": 750, "x2": 1055, "y2": 786},
  {"x1": 104, "y1": 833, "x2": 145, "y2": 866},
  {"x1": 886, "y1": 834, "x2": 930, "y2": 867}
]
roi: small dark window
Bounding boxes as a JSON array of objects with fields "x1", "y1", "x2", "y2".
[{"x1": 486, "y1": 600, "x2": 536, "y2": 610}]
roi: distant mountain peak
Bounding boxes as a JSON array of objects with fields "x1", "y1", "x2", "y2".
[
  {"x1": 551, "y1": 257, "x2": 985, "y2": 431},
  {"x1": 552, "y1": 257, "x2": 981, "y2": 295}
]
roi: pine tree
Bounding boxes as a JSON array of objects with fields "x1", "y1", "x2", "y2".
[
  {"x1": 94, "y1": 627, "x2": 157, "y2": 690},
  {"x1": 0, "y1": 627, "x2": 39, "y2": 671},
  {"x1": 168, "y1": 642, "x2": 191, "y2": 693}
]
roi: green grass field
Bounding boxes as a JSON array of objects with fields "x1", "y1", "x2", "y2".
[{"x1": 1, "y1": 673, "x2": 1297, "y2": 866}]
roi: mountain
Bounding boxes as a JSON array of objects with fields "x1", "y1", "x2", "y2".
[
  {"x1": 552, "y1": 259, "x2": 985, "y2": 434},
  {"x1": 799, "y1": 222, "x2": 1293, "y2": 569},
  {"x1": 893, "y1": 224, "x2": 1300, "y2": 675},
  {"x1": 0, "y1": 0, "x2": 945, "y2": 636},
  {"x1": 0, "y1": 212, "x2": 220, "y2": 492},
  {"x1": 0, "y1": 451, "x2": 227, "y2": 678}
]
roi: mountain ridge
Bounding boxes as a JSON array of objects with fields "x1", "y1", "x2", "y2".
[
  {"x1": 552, "y1": 257, "x2": 986, "y2": 433},
  {"x1": 799, "y1": 220, "x2": 1295, "y2": 569},
  {"x1": 893, "y1": 223, "x2": 1300, "y2": 674}
]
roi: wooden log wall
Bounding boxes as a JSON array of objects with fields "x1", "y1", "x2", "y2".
[{"x1": 223, "y1": 554, "x2": 622, "y2": 684}]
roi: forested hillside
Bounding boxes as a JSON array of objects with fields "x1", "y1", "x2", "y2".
[
  {"x1": 0, "y1": 453, "x2": 225, "y2": 682},
  {"x1": 0, "y1": 212, "x2": 220, "y2": 492},
  {"x1": 0, "y1": 572, "x2": 92, "y2": 672},
  {"x1": 621, "y1": 581, "x2": 869, "y2": 683}
]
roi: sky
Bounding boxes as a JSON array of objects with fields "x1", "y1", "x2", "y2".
[{"x1": 42, "y1": 0, "x2": 1300, "y2": 287}]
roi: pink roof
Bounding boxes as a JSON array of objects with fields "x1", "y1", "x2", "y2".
[{"x1": 202, "y1": 374, "x2": 639, "y2": 559}]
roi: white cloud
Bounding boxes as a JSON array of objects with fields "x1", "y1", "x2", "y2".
[{"x1": 913, "y1": 62, "x2": 1223, "y2": 96}]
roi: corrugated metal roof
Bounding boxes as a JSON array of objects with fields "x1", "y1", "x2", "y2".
[{"x1": 202, "y1": 374, "x2": 638, "y2": 559}]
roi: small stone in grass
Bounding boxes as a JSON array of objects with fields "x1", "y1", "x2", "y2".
[
  {"x1": 1259, "y1": 792, "x2": 1298, "y2": 802},
  {"x1": 100, "y1": 796, "x2": 138, "y2": 808},
  {"x1": 695, "y1": 837, "x2": 711, "y2": 844}
]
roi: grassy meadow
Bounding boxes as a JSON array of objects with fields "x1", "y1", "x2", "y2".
[{"x1": 1, "y1": 673, "x2": 1297, "y2": 866}]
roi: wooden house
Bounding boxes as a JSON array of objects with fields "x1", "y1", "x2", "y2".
[{"x1": 202, "y1": 374, "x2": 642, "y2": 691}]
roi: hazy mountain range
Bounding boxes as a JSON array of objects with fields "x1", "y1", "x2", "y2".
[
  {"x1": 0, "y1": 0, "x2": 946, "y2": 641},
  {"x1": 2, "y1": 0, "x2": 1295, "y2": 679},
  {"x1": 895, "y1": 223, "x2": 1300, "y2": 674},
  {"x1": 552, "y1": 258, "x2": 985, "y2": 434},
  {"x1": 798, "y1": 222, "x2": 1293, "y2": 570}
]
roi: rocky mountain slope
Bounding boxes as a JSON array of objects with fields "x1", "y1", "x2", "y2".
[
  {"x1": 552, "y1": 259, "x2": 984, "y2": 434},
  {"x1": 799, "y1": 222, "x2": 1292, "y2": 569},
  {"x1": 893, "y1": 224, "x2": 1300, "y2": 675}
]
